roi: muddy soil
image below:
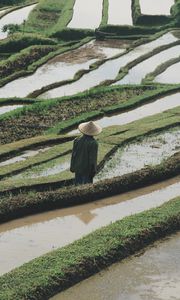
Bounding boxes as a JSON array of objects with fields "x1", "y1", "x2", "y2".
[
  {"x1": 39, "y1": 32, "x2": 178, "y2": 99},
  {"x1": 51, "y1": 232, "x2": 180, "y2": 300},
  {"x1": 0, "y1": 88, "x2": 146, "y2": 144},
  {"x1": 0, "y1": 178, "x2": 179, "y2": 275}
]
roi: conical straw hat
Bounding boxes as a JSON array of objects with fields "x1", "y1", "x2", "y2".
[{"x1": 78, "y1": 121, "x2": 102, "y2": 136}]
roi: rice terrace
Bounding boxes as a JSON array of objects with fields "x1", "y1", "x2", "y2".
[{"x1": 0, "y1": 0, "x2": 180, "y2": 299}]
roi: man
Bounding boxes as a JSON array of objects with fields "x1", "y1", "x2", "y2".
[{"x1": 70, "y1": 121, "x2": 102, "y2": 185}]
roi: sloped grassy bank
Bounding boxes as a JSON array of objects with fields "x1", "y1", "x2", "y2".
[
  {"x1": 0, "y1": 151, "x2": 179, "y2": 223},
  {"x1": 0, "y1": 198, "x2": 179, "y2": 300}
]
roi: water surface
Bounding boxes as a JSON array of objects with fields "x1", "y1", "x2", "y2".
[
  {"x1": 108, "y1": 0, "x2": 132, "y2": 25},
  {"x1": 115, "y1": 45, "x2": 180, "y2": 84},
  {"x1": 0, "y1": 4, "x2": 37, "y2": 39},
  {"x1": 51, "y1": 232, "x2": 180, "y2": 300},
  {"x1": 0, "y1": 105, "x2": 23, "y2": 115},
  {"x1": 154, "y1": 61, "x2": 180, "y2": 83},
  {"x1": 0, "y1": 178, "x2": 179, "y2": 275},
  {"x1": 68, "y1": 0, "x2": 103, "y2": 29},
  {"x1": 0, "y1": 40, "x2": 122, "y2": 98},
  {"x1": 140, "y1": 0, "x2": 174, "y2": 15},
  {"x1": 40, "y1": 32, "x2": 178, "y2": 99}
]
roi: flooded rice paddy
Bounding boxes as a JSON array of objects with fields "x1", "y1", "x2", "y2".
[
  {"x1": 13, "y1": 153, "x2": 70, "y2": 179},
  {"x1": 115, "y1": 45, "x2": 180, "y2": 84},
  {"x1": 154, "y1": 61, "x2": 180, "y2": 83},
  {"x1": 139, "y1": 0, "x2": 175, "y2": 15},
  {"x1": 0, "y1": 40, "x2": 123, "y2": 98},
  {"x1": 0, "y1": 105, "x2": 23, "y2": 115},
  {"x1": 51, "y1": 232, "x2": 180, "y2": 300},
  {"x1": 0, "y1": 4, "x2": 37, "y2": 39},
  {"x1": 0, "y1": 147, "x2": 51, "y2": 167},
  {"x1": 0, "y1": 177, "x2": 179, "y2": 275},
  {"x1": 95, "y1": 129, "x2": 180, "y2": 181},
  {"x1": 39, "y1": 32, "x2": 178, "y2": 99},
  {"x1": 68, "y1": 0, "x2": 103, "y2": 29},
  {"x1": 69, "y1": 92, "x2": 180, "y2": 134},
  {"x1": 108, "y1": 0, "x2": 132, "y2": 25}
]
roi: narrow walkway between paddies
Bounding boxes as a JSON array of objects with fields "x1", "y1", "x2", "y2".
[
  {"x1": 0, "y1": 9, "x2": 9, "y2": 17},
  {"x1": 154, "y1": 61, "x2": 180, "y2": 83},
  {"x1": 0, "y1": 40, "x2": 124, "y2": 98},
  {"x1": 51, "y1": 232, "x2": 180, "y2": 300},
  {"x1": 39, "y1": 32, "x2": 178, "y2": 99},
  {"x1": 0, "y1": 105, "x2": 24, "y2": 116},
  {"x1": 108, "y1": 0, "x2": 132, "y2": 25},
  {"x1": 69, "y1": 92, "x2": 180, "y2": 134},
  {"x1": 139, "y1": 0, "x2": 175, "y2": 15},
  {"x1": 68, "y1": 0, "x2": 103, "y2": 29},
  {"x1": 114, "y1": 45, "x2": 180, "y2": 85},
  {"x1": 0, "y1": 177, "x2": 179, "y2": 275},
  {"x1": 0, "y1": 146, "x2": 51, "y2": 167},
  {"x1": 0, "y1": 4, "x2": 37, "y2": 39}
]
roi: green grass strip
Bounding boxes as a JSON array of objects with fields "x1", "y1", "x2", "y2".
[{"x1": 0, "y1": 197, "x2": 179, "y2": 300}]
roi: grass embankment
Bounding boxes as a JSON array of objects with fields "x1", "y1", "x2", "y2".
[
  {"x1": 0, "y1": 85, "x2": 154, "y2": 144},
  {"x1": 0, "y1": 151, "x2": 179, "y2": 222},
  {"x1": 0, "y1": 106, "x2": 179, "y2": 196},
  {"x1": 143, "y1": 56, "x2": 180, "y2": 83},
  {"x1": 0, "y1": 197, "x2": 179, "y2": 300},
  {"x1": 21, "y1": 0, "x2": 75, "y2": 35},
  {"x1": 113, "y1": 39, "x2": 180, "y2": 82},
  {"x1": 100, "y1": 0, "x2": 109, "y2": 26},
  {"x1": 0, "y1": 0, "x2": 36, "y2": 9}
]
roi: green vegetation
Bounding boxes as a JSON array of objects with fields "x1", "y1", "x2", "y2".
[
  {"x1": 0, "y1": 0, "x2": 36, "y2": 9},
  {"x1": 171, "y1": 0, "x2": 180, "y2": 26},
  {"x1": 100, "y1": 0, "x2": 109, "y2": 26},
  {"x1": 0, "y1": 197, "x2": 179, "y2": 300}
]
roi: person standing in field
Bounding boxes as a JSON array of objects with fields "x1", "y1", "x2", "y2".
[{"x1": 70, "y1": 121, "x2": 102, "y2": 185}]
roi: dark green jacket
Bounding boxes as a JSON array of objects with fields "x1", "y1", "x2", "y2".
[{"x1": 70, "y1": 135, "x2": 98, "y2": 176}]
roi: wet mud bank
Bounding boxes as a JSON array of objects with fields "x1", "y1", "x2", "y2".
[
  {"x1": 0, "y1": 198, "x2": 179, "y2": 300},
  {"x1": 52, "y1": 232, "x2": 180, "y2": 300},
  {"x1": 0, "y1": 151, "x2": 179, "y2": 223}
]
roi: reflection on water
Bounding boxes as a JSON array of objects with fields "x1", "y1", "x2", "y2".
[
  {"x1": 139, "y1": 0, "x2": 174, "y2": 15},
  {"x1": 68, "y1": 92, "x2": 180, "y2": 135},
  {"x1": 96, "y1": 130, "x2": 180, "y2": 181},
  {"x1": 108, "y1": 0, "x2": 132, "y2": 25},
  {"x1": 115, "y1": 45, "x2": 180, "y2": 84},
  {"x1": 51, "y1": 232, "x2": 180, "y2": 300},
  {"x1": 0, "y1": 4, "x2": 37, "y2": 39},
  {"x1": 0, "y1": 40, "x2": 122, "y2": 98},
  {"x1": 154, "y1": 61, "x2": 180, "y2": 84},
  {"x1": 0, "y1": 180, "x2": 179, "y2": 275},
  {"x1": 0, "y1": 105, "x2": 23, "y2": 115},
  {"x1": 0, "y1": 147, "x2": 51, "y2": 167},
  {"x1": 68, "y1": 0, "x2": 103, "y2": 29},
  {"x1": 40, "y1": 32, "x2": 178, "y2": 99}
]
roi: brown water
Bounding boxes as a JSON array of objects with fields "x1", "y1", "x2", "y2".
[
  {"x1": 0, "y1": 178, "x2": 179, "y2": 275},
  {"x1": 154, "y1": 61, "x2": 180, "y2": 84},
  {"x1": 68, "y1": 0, "x2": 103, "y2": 29},
  {"x1": 39, "y1": 32, "x2": 178, "y2": 99},
  {"x1": 0, "y1": 147, "x2": 51, "y2": 167},
  {"x1": 51, "y1": 232, "x2": 180, "y2": 300},
  {"x1": 140, "y1": 0, "x2": 174, "y2": 15},
  {"x1": 0, "y1": 105, "x2": 23, "y2": 115},
  {"x1": 0, "y1": 4, "x2": 37, "y2": 39},
  {"x1": 108, "y1": 0, "x2": 133, "y2": 25},
  {"x1": 115, "y1": 45, "x2": 180, "y2": 84},
  {"x1": 68, "y1": 92, "x2": 180, "y2": 135},
  {"x1": 0, "y1": 40, "x2": 123, "y2": 98},
  {"x1": 95, "y1": 130, "x2": 180, "y2": 181}
]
